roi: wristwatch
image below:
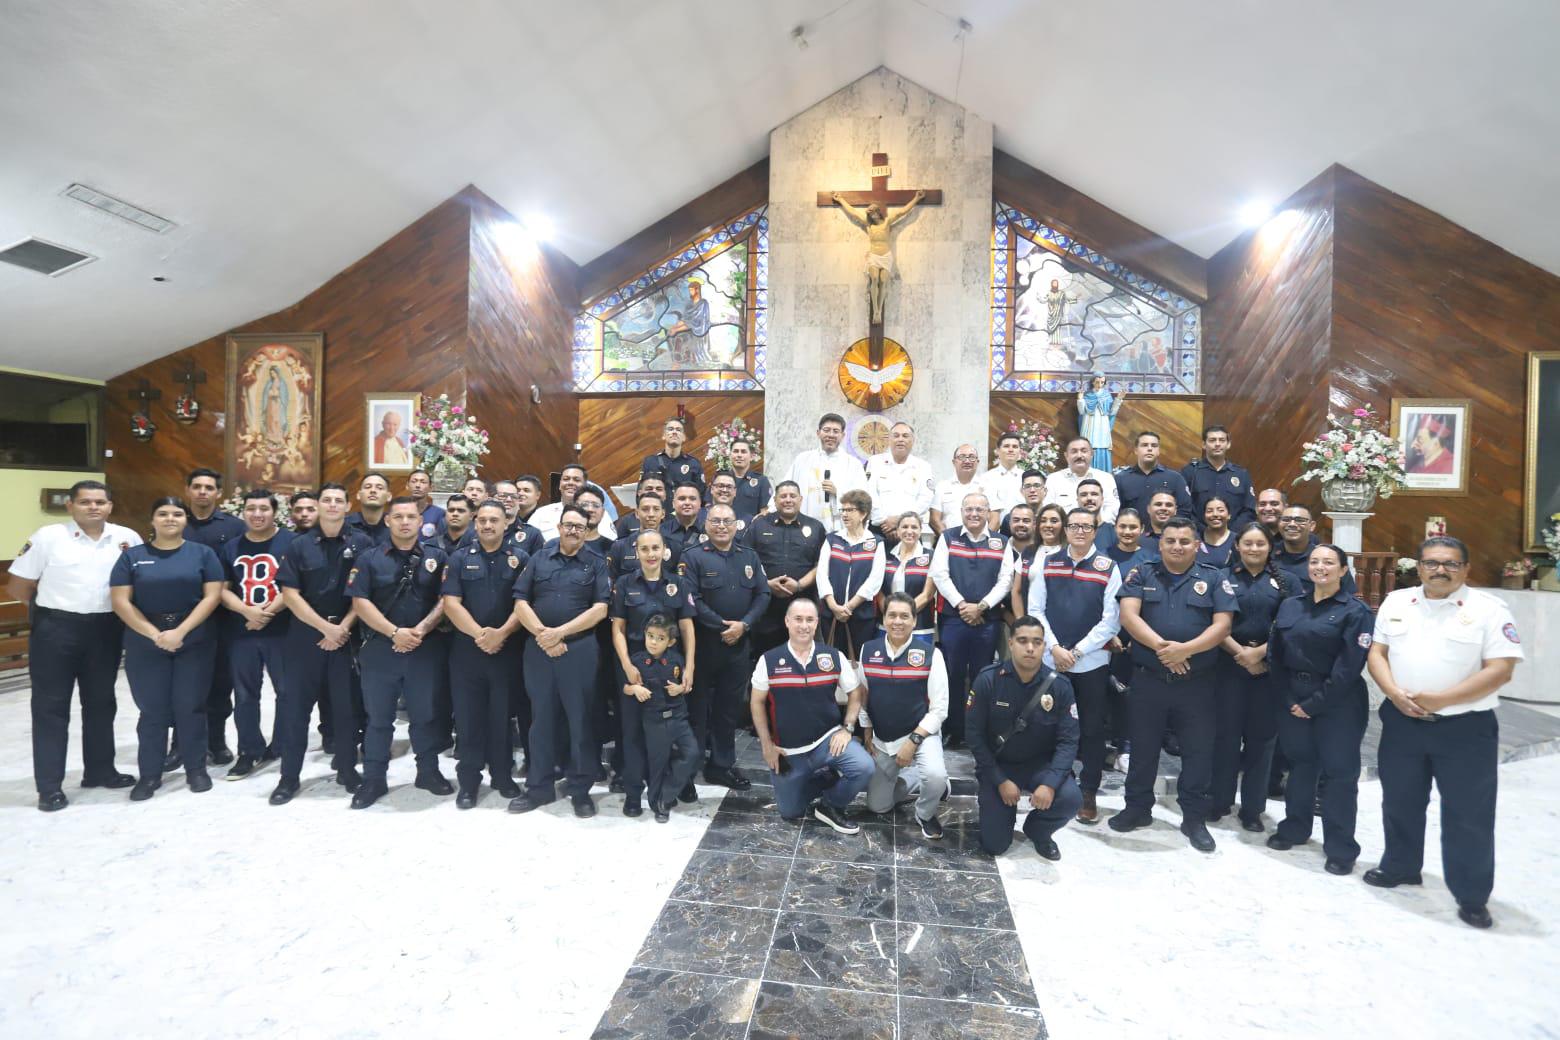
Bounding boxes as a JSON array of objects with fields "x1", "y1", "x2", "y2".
[
  {"x1": 845, "y1": 720, "x2": 857, "y2": 734},
  {"x1": 908, "y1": 732, "x2": 925, "y2": 747}
]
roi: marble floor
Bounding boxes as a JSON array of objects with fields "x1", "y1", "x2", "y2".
[{"x1": 3, "y1": 674, "x2": 1559, "y2": 1039}]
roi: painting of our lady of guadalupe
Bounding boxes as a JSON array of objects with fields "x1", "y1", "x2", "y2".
[{"x1": 223, "y1": 333, "x2": 323, "y2": 494}]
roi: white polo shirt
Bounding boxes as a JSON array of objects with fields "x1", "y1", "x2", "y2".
[
  {"x1": 982, "y1": 463, "x2": 1025, "y2": 517},
  {"x1": 933, "y1": 477, "x2": 986, "y2": 525},
  {"x1": 1372, "y1": 585, "x2": 1523, "y2": 716},
  {"x1": 1044, "y1": 466, "x2": 1120, "y2": 524},
  {"x1": 864, "y1": 452, "x2": 936, "y2": 527},
  {"x1": 11, "y1": 520, "x2": 143, "y2": 613}
]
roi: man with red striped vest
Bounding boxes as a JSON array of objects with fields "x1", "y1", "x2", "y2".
[
  {"x1": 1027, "y1": 507, "x2": 1122, "y2": 824},
  {"x1": 750, "y1": 598, "x2": 875, "y2": 832},
  {"x1": 858, "y1": 593, "x2": 949, "y2": 839},
  {"x1": 929, "y1": 491, "x2": 1014, "y2": 747}
]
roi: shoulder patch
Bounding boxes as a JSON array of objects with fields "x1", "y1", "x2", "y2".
[
  {"x1": 507, "y1": 554, "x2": 519, "y2": 569},
  {"x1": 1094, "y1": 556, "x2": 1111, "y2": 571},
  {"x1": 1503, "y1": 622, "x2": 1520, "y2": 644},
  {"x1": 1220, "y1": 579, "x2": 1235, "y2": 595},
  {"x1": 1069, "y1": 701, "x2": 1078, "y2": 719},
  {"x1": 19, "y1": 541, "x2": 31, "y2": 556},
  {"x1": 1357, "y1": 633, "x2": 1373, "y2": 649},
  {"x1": 744, "y1": 564, "x2": 754, "y2": 579}
]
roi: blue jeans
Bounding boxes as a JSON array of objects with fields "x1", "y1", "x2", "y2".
[{"x1": 770, "y1": 735, "x2": 875, "y2": 819}]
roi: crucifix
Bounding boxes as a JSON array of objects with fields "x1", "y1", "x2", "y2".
[
  {"x1": 173, "y1": 359, "x2": 206, "y2": 424},
  {"x1": 818, "y1": 152, "x2": 942, "y2": 367},
  {"x1": 127, "y1": 378, "x2": 162, "y2": 442}
]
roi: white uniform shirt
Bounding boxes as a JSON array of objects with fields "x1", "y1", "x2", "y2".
[
  {"x1": 858, "y1": 638, "x2": 949, "y2": 754},
  {"x1": 982, "y1": 463, "x2": 1025, "y2": 517},
  {"x1": 527, "y1": 502, "x2": 616, "y2": 543},
  {"x1": 1372, "y1": 585, "x2": 1524, "y2": 716},
  {"x1": 1044, "y1": 466, "x2": 1121, "y2": 524},
  {"x1": 864, "y1": 453, "x2": 936, "y2": 528},
  {"x1": 750, "y1": 641, "x2": 861, "y2": 752},
  {"x1": 780, "y1": 448, "x2": 867, "y2": 534},
  {"x1": 10, "y1": 520, "x2": 143, "y2": 613},
  {"x1": 929, "y1": 526, "x2": 1015, "y2": 610},
  {"x1": 933, "y1": 477, "x2": 987, "y2": 526}
]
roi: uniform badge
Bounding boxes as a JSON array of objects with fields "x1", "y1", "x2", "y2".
[
  {"x1": 1221, "y1": 579, "x2": 1235, "y2": 595},
  {"x1": 748, "y1": 477, "x2": 758, "y2": 487},
  {"x1": 916, "y1": 555, "x2": 930, "y2": 565},
  {"x1": 736, "y1": 520, "x2": 747, "y2": 532},
  {"x1": 907, "y1": 648, "x2": 927, "y2": 667},
  {"x1": 343, "y1": 546, "x2": 356, "y2": 559},
  {"x1": 1193, "y1": 580, "x2": 1208, "y2": 595},
  {"x1": 1231, "y1": 476, "x2": 1242, "y2": 488},
  {"x1": 1357, "y1": 633, "x2": 1373, "y2": 649},
  {"x1": 1040, "y1": 693, "x2": 1054, "y2": 712},
  {"x1": 1094, "y1": 557, "x2": 1111, "y2": 571},
  {"x1": 988, "y1": 537, "x2": 1002, "y2": 549},
  {"x1": 802, "y1": 525, "x2": 813, "y2": 537},
  {"x1": 744, "y1": 565, "x2": 754, "y2": 579},
  {"x1": 507, "y1": 555, "x2": 519, "y2": 569},
  {"x1": 1503, "y1": 622, "x2": 1521, "y2": 644},
  {"x1": 420, "y1": 522, "x2": 436, "y2": 538},
  {"x1": 1069, "y1": 701, "x2": 1079, "y2": 719},
  {"x1": 665, "y1": 582, "x2": 678, "y2": 597},
  {"x1": 679, "y1": 464, "x2": 689, "y2": 475},
  {"x1": 347, "y1": 567, "x2": 359, "y2": 583},
  {"x1": 863, "y1": 537, "x2": 875, "y2": 551},
  {"x1": 1270, "y1": 577, "x2": 1280, "y2": 589},
  {"x1": 424, "y1": 558, "x2": 438, "y2": 573},
  {"x1": 816, "y1": 654, "x2": 835, "y2": 671}
]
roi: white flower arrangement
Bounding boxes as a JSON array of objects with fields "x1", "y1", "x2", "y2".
[
  {"x1": 1296, "y1": 405, "x2": 1406, "y2": 497},
  {"x1": 410, "y1": 394, "x2": 490, "y2": 475},
  {"x1": 705, "y1": 417, "x2": 762, "y2": 473},
  {"x1": 999, "y1": 419, "x2": 1060, "y2": 474},
  {"x1": 219, "y1": 488, "x2": 296, "y2": 530}
]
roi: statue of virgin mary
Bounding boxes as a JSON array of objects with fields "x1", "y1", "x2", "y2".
[{"x1": 1077, "y1": 373, "x2": 1122, "y2": 472}]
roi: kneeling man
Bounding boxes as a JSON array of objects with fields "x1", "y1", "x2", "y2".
[
  {"x1": 967, "y1": 615, "x2": 1083, "y2": 860},
  {"x1": 751, "y1": 598, "x2": 875, "y2": 833},
  {"x1": 859, "y1": 592, "x2": 949, "y2": 839}
]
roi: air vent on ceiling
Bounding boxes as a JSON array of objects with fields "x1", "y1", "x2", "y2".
[
  {"x1": 62, "y1": 183, "x2": 176, "y2": 233},
  {"x1": 0, "y1": 237, "x2": 98, "y2": 276}
]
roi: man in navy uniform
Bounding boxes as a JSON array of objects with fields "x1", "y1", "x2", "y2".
[
  {"x1": 682, "y1": 503, "x2": 771, "y2": 792},
  {"x1": 8, "y1": 480, "x2": 141, "y2": 810},
  {"x1": 288, "y1": 490, "x2": 318, "y2": 533},
  {"x1": 660, "y1": 483, "x2": 707, "y2": 554},
  {"x1": 181, "y1": 467, "x2": 245, "y2": 767},
  {"x1": 442, "y1": 500, "x2": 528, "y2": 808},
  {"x1": 1114, "y1": 431, "x2": 1192, "y2": 520},
  {"x1": 641, "y1": 416, "x2": 705, "y2": 499},
  {"x1": 422, "y1": 493, "x2": 474, "y2": 555},
  {"x1": 744, "y1": 480, "x2": 824, "y2": 657},
  {"x1": 345, "y1": 472, "x2": 392, "y2": 546},
  {"x1": 1180, "y1": 425, "x2": 1257, "y2": 530},
  {"x1": 967, "y1": 616, "x2": 1084, "y2": 859},
  {"x1": 275, "y1": 483, "x2": 372, "y2": 803},
  {"x1": 1110, "y1": 517, "x2": 1237, "y2": 851},
  {"x1": 614, "y1": 476, "x2": 666, "y2": 540},
  {"x1": 708, "y1": 471, "x2": 755, "y2": 527},
  {"x1": 346, "y1": 496, "x2": 452, "y2": 808},
  {"x1": 1365, "y1": 536, "x2": 1523, "y2": 929},
  {"x1": 928, "y1": 491, "x2": 1014, "y2": 747},
  {"x1": 728, "y1": 437, "x2": 770, "y2": 520},
  {"x1": 405, "y1": 469, "x2": 444, "y2": 538},
  {"x1": 509, "y1": 506, "x2": 612, "y2": 818}
]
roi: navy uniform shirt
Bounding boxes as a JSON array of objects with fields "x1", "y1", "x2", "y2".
[
  {"x1": 730, "y1": 471, "x2": 772, "y2": 519},
  {"x1": 441, "y1": 542, "x2": 530, "y2": 629},
  {"x1": 504, "y1": 520, "x2": 543, "y2": 558},
  {"x1": 1196, "y1": 534, "x2": 1236, "y2": 570},
  {"x1": 346, "y1": 542, "x2": 447, "y2": 629},
  {"x1": 1225, "y1": 564, "x2": 1297, "y2": 647},
  {"x1": 110, "y1": 541, "x2": 224, "y2": 646},
  {"x1": 1181, "y1": 458, "x2": 1257, "y2": 530},
  {"x1": 608, "y1": 533, "x2": 683, "y2": 583},
  {"x1": 277, "y1": 525, "x2": 375, "y2": 621},
  {"x1": 966, "y1": 661, "x2": 1079, "y2": 790},
  {"x1": 745, "y1": 512, "x2": 826, "y2": 583},
  {"x1": 185, "y1": 509, "x2": 246, "y2": 550},
  {"x1": 513, "y1": 544, "x2": 611, "y2": 630},
  {"x1": 615, "y1": 513, "x2": 645, "y2": 540},
  {"x1": 642, "y1": 451, "x2": 706, "y2": 496},
  {"x1": 660, "y1": 513, "x2": 708, "y2": 554},
  {"x1": 637, "y1": 648, "x2": 691, "y2": 719},
  {"x1": 1274, "y1": 541, "x2": 1357, "y2": 596},
  {"x1": 1269, "y1": 587, "x2": 1374, "y2": 716},
  {"x1": 1113, "y1": 464, "x2": 1192, "y2": 520},
  {"x1": 422, "y1": 526, "x2": 474, "y2": 556},
  {"x1": 680, "y1": 541, "x2": 771, "y2": 631},
  {"x1": 221, "y1": 530, "x2": 296, "y2": 640},
  {"x1": 421, "y1": 501, "x2": 447, "y2": 532},
  {"x1": 1117, "y1": 559, "x2": 1239, "y2": 673},
  {"x1": 345, "y1": 511, "x2": 391, "y2": 546},
  {"x1": 611, "y1": 570, "x2": 696, "y2": 650}
]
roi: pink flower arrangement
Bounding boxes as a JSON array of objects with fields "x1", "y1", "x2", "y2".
[
  {"x1": 411, "y1": 393, "x2": 490, "y2": 475},
  {"x1": 1296, "y1": 403, "x2": 1406, "y2": 497}
]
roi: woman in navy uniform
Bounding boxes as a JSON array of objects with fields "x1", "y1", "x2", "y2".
[
  {"x1": 622, "y1": 615, "x2": 701, "y2": 823},
  {"x1": 817, "y1": 489, "x2": 886, "y2": 660},
  {"x1": 1265, "y1": 544, "x2": 1373, "y2": 873},
  {"x1": 967, "y1": 616, "x2": 1083, "y2": 860},
  {"x1": 442, "y1": 500, "x2": 529, "y2": 809},
  {"x1": 109, "y1": 497, "x2": 225, "y2": 800},
  {"x1": 1101, "y1": 508, "x2": 1152, "y2": 765},
  {"x1": 1211, "y1": 523, "x2": 1295, "y2": 830},
  {"x1": 611, "y1": 528, "x2": 696, "y2": 816},
  {"x1": 1196, "y1": 498, "x2": 1235, "y2": 569},
  {"x1": 879, "y1": 512, "x2": 934, "y2": 640}
]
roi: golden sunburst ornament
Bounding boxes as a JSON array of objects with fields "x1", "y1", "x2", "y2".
[{"x1": 837, "y1": 337, "x2": 913, "y2": 412}]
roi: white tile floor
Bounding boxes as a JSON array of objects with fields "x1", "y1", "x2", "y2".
[{"x1": 3, "y1": 675, "x2": 1558, "y2": 1039}]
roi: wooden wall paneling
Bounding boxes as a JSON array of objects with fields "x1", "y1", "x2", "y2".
[
  {"x1": 464, "y1": 188, "x2": 581, "y2": 485},
  {"x1": 1327, "y1": 166, "x2": 1560, "y2": 583},
  {"x1": 993, "y1": 150, "x2": 1209, "y2": 302},
  {"x1": 988, "y1": 394, "x2": 1205, "y2": 476},
  {"x1": 1203, "y1": 167, "x2": 1337, "y2": 515},
  {"x1": 578, "y1": 393, "x2": 765, "y2": 500}
]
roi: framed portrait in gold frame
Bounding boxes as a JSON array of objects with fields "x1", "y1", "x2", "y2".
[
  {"x1": 1524, "y1": 352, "x2": 1560, "y2": 552},
  {"x1": 223, "y1": 333, "x2": 324, "y2": 495},
  {"x1": 1391, "y1": 398, "x2": 1471, "y2": 496}
]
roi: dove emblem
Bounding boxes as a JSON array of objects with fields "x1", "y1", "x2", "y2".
[{"x1": 843, "y1": 359, "x2": 906, "y2": 393}]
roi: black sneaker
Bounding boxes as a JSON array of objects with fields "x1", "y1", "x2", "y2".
[
  {"x1": 350, "y1": 778, "x2": 388, "y2": 809},
  {"x1": 226, "y1": 754, "x2": 257, "y2": 780},
  {"x1": 209, "y1": 743, "x2": 235, "y2": 766},
  {"x1": 811, "y1": 802, "x2": 859, "y2": 835},
  {"x1": 918, "y1": 815, "x2": 944, "y2": 840}
]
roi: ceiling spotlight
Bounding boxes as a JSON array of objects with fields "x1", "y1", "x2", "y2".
[
  {"x1": 1238, "y1": 200, "x2": 1273, "y2": 228},
  {"x1": 791, "y1": 25, "x2": 808, "y2": 50},
  {"x1": 523, "y1": 213, "x2": 554, "y2": 244},
  {"x1": 954, "y1": 18, "x2": 973, "y2": 41}
]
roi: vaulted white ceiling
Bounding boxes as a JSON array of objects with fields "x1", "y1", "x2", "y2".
[{"x1": 2, "y1": 0, "x2": 1556, "y2": 379}]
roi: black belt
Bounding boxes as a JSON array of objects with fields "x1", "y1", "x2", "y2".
[
  {"x1": 34, "y1": 605, "x2": 115, "y2": 620},
  {"x1": 1135, "y1": 663, "x2": 1200, "y2": 684},
  {"x1": 151, "y1": 611, "x2": 190, "y2": 631},
  {"x1": 1290, "y1": 671, "x2": 1320, "y2": 685}
]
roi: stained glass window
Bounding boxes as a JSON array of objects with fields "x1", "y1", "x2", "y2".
[
  {"x1": 573, "y1": 204, "x2": 767, "y2": 392},
  {"x1": 990, "y1": 202, "x2": 1200, "y2": 395}
]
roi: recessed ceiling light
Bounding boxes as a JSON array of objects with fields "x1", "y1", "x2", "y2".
[
  {"x1": 524, "y1": 213, "x2": 554, "y2": 244},
  {"x1": 62, "y1": 183, "x2": 176, "y2": 234},
  {"x1": 1238, "y1": 200, "x2": 1273, "y2": 227}
]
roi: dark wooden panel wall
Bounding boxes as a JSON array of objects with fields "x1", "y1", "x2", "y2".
[
  {"x1": 1328, "y1": 166, "x2": 1560, "y2": 580},
  {"x1": 989, "y1": 394, "x2": 1205, "y2": 477},
  {"x1": 1203, "y1": 167, "x2": 1337, "y2": 518},
  {"x1": 105, "y1": 188, "x2": 580, "y2": 527},
  {"x1": 578, "y1": 393, "x2": 764, "y2": 497}
]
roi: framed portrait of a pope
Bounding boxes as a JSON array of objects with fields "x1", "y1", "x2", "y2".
[
  {"x1": 364, "y1": 392, "x2": 420, "y2": 472},
  {"x1": 223, "y1": 333, "x2": 323, "y2": 494}
]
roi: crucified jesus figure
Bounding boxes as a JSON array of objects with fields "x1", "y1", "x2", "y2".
[{"x1": 830, "y1": 188, "x2": 925, "y2": 325}]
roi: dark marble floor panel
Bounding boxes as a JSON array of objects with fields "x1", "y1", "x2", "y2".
[
  {"x1": 671, "y1": 851, "x2": 792, "y2": 910},
  {"x1": 592, "y1": 967, "x2": 759, "y2": 1040},
  {"x1": 895, "y1": 921, "x2": 1036, "y2": 1007},
  {"x1": 899, "y1": 996, "x2": 1048, "y2": 1039},
  {"x1": 696, "y1": 810, "x2": 802, "y2": 857},
  {"x1": 633, "y1": 900, "x2": 776, "y2": 978},
  {"x1": 895, "y1": 866, "x2": 1016, "y2": 929},
  {"x1": 709, "y1": 782, "x2": 777, "y2": 815},
  {"x1": 795, "y1": 817, "x2": 896, "y2": 865},
  {"x1": 782, "y1": 858, "x2": 895, "y2": 920},
  {"x1": 748, "y1": 981, "x2": 899, "y2": 1040},
  {"x1": 892, "y1": 821, "x2": 999, "y2": 874},
  {"x1": 765, "y1": 910, "x2": 900, "y2": 993}
]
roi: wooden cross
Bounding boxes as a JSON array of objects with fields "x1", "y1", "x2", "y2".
[
  {"x1": 175, "y1": 359, "x2": 206, "y2": 392},
  {"x1": 128, "y1": 378, "x2": 161, "y2": 411},
  {"x1": 817, "y1": 152, "x2": 942, "y2": 365}
]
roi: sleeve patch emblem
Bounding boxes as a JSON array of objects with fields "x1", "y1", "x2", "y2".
[
  {"x1": 1094, "y1": 557, "x2": 1111, "y2": 571},
  {"x1": 507, "y1": 555, "x2": 519, "y2": 569},
  {"x1": 1221, "y1": 579, "x2": 1236, "y2": 595},
  {"x1": 1357, "y1": 633, "x2": 1373, "y2": 649},
  {"x1": 1503, "y1": 622, "x2": 1520, "y2": 644},
  {"x1": 744, "y1": 565, "x2": 754, "y2": 579},
  {"x1": 1069, "y1": 701, "x2": 1079, "y2": 718}
]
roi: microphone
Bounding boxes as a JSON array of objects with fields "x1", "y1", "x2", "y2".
[{"x1": 823, "y1": 469, "x2": 832, "y2": 503}]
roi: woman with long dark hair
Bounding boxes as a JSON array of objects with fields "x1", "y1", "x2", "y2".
[{"x1": 880, "y1": 512, "x2": 935, "y2": 640}]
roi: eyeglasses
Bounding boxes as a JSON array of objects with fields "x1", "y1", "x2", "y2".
[
  {"x1": 1065, "y1": 524, "x2": 1096, "y2": 532},
  {"x1": 1278, "y1": 518, "x2": 1309, "y2": 526},
  {"x1": 1418, "y1": 559, "x2": 1465, "y2": 572},
  {"x1": 954, "y1": 454, "x2": 979, "y2": 461},
  {"x1": 707, "y1": 518, "x2": 736, "y2": 526},
  {"x1": 558, "y1": 522, "x2": 586, "y2": 532}
]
